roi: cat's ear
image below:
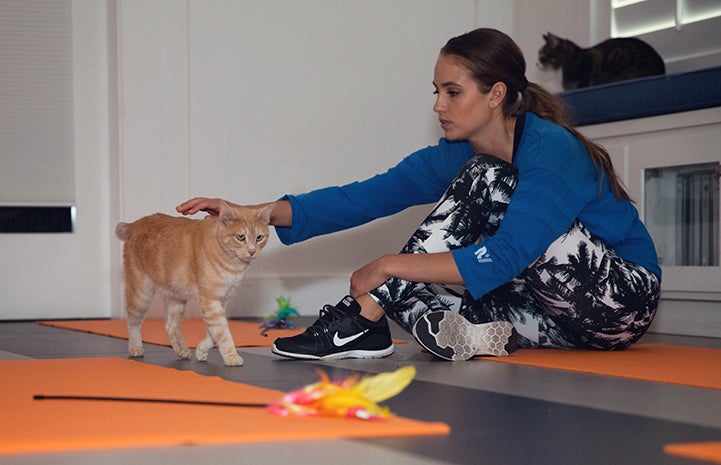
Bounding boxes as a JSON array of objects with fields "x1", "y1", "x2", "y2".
[
  {"x1": 256, "y1": 203, "x2": 275, "y2": 224},
  {"x1": 546, "y1": 32, "x2": 560, "y2": 45},
  {"x1": 218, "y1": 200, "x2": 237, "y2": 224}
]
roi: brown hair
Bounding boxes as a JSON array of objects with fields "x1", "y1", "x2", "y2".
[{"x1": 441, "y1": 28, "x2": 630, "y2": 201}]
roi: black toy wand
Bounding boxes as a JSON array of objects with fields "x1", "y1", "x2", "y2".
[{"x1": 34, "y1": 394, "x2": 268, "y2": 408}]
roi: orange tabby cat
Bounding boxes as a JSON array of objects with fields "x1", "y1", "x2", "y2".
[{"x1": 115, "y1": 202, "x2": 273, "y2": 366}]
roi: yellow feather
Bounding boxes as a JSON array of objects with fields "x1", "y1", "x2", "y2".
[
  {"x1": 319, "y1": 390, "x2": 390, "y2": 417},
  {"x1": 268, "y1": 366, "x2": 416, "y2": 419},
  {"x1": 352, "y1": 365, "x2": 416, "y2": 402}
]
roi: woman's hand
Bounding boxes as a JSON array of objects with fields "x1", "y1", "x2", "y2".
[
  {"x1": 177, "y1": 197, "x2": 293, "y2": 227},
  {"x1": 350, "y1": 256, "x2": 392, "y2": 298},
  {"x1": 176, "y1": 197, "x2": 233, "y2": 217},
  {"x1": 350, "y1": 252, "x2": 465, "y2": 299}
]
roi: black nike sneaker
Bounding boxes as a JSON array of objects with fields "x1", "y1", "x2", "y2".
[
  {"x1": 412, "y1": 310, "x2": 518, "y2": 361},
  {"x1": 271, "y1": 296, "x2": 395, "y2": 360}
]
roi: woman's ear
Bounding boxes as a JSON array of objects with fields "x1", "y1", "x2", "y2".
[{"x1": 489, "y1": 81, "x2": 507, "y2": 109}]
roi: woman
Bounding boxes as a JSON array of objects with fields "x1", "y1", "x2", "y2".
[{"x1": 177, "y1": 28, "x2": 661, "y2": 361}]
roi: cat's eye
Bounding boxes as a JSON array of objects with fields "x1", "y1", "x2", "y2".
[
  {"x1": 256, "y1": 234, "x2": 265, "y2": 242},
  {"x1": 235, "y1": 234, "x2": 246, "y2": 242}
]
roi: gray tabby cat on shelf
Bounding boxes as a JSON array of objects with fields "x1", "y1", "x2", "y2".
[{"x1": 538, "y1": 32, "x2": 665, "y2": 91}]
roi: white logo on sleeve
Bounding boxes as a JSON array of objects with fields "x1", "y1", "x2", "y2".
[{"x1": 474, "y1": 246, "x2": 493, "y2": 264}]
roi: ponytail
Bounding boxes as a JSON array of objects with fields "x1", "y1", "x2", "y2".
[{"x1": 518, "y1": 83, "x2": 631, "y2": 201}]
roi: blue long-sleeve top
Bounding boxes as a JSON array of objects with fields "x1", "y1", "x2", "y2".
[{"x1": 275, "y1": 113, "x2": 661, "y2": 299}]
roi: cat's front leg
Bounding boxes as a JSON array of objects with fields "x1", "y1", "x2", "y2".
[
  {"x1": 195, "y1": 329, "x2": 214, "y2": 361},
  {"x1": 200, "y1": 299, "x2": 243, "y2": 366},
  {"x1": 195, "y1": 331, "x2": 215, "y2": 362}
]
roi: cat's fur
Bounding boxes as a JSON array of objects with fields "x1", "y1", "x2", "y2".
[
  {"x1": 115, "y1": 202, "x2": 273, "y2": 366},
  {"x1": 538, "y1": 32, "x2": 665, "y2": 90}
]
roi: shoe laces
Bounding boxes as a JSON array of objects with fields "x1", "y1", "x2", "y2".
[{"x1": 307, "y1": 304, "x2": 349, "y2": 336}]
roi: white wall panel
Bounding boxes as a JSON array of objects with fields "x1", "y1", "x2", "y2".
[
  {"x1": 0, "y1": 0, "x2": 112, "y2": 319},
  {"x1": 116, "y1": 0, "x2": 190, "y2": 222}
]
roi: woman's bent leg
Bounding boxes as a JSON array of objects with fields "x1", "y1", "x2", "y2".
[
  {"x1": 462, "y1": 221, "x2": 660, "y2": 349},
  {"x1": 370, "y1": 154, "x2": 518, "y2": 333},
  {"x1": 520, "y1": 221, "x2": 660, "y2": 350},
  {"x1": 459, "y1": 281, "x2": 575, "y2": 348}
]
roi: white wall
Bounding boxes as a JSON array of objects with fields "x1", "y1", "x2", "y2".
[
  {"x1": 513, "y1": 0, "x2": 593, "y2": 94},
  {"x1": 114, "y1": 0, "x2": 513, "y2": 318}
]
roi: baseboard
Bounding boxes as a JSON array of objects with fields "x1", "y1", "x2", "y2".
[{"x1": 649, "y1": 298, "x2": 721, "y2": 338}]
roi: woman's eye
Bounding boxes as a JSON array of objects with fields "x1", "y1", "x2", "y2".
[
  {"x1": 433, "y1": 89, "x2": 459, "y2": 97},
  {"x1": 236, "y1": 234, "x2": 246, "y2": 242}
]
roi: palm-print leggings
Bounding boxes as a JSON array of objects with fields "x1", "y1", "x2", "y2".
[{"x1": 369, "y1": 155, "x2": 660, "y2": 350}]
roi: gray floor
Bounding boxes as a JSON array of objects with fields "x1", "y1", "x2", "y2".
[{"x1": 1, "y1": 320, "x2": 721, "y2": 465}]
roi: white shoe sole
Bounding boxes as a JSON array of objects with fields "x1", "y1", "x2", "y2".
[
  {"x1": 412, "y1": 311, "x2": 517, "y2": 361},
  {"x1": 271, "y1": 343, "x2": 395, "y2": 360}
]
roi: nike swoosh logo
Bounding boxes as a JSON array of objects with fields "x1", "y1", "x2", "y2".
[{"x1": 333, "y1": 329, "x2": 369, "y2": 347}]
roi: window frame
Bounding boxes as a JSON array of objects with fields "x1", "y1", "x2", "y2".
[{"x1": 592, "y1": 0, "x2": 721, "y2": 73}]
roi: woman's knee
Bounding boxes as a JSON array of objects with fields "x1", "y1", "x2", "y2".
[{"x1": 463, "y1": 155, "x2": 518, "y2": 190}]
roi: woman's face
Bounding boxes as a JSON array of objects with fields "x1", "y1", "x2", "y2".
[{"x1": 432, "y1": 54, "x2": 494, "y2": 146}]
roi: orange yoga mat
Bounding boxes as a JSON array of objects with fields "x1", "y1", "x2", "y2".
[
  {"x1": 38, "y1": 319, "x2": 406, "y2": 348},
  {"x1": 664, "y1": 441, "x2": 721, "y2": 464},
  {"x1": 486, "y1": 343, "x2": 721, "y2": 390},
  {"x1": 38, "y1": 319, "x2": 303, "y2": 348},
  {"x1": 0, "y1": 357, "x2": 449, "y2": 455}
]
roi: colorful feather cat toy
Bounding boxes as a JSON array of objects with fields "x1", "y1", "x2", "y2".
[
  {"x1": 260, "y1": 296, "x2": 301, "y2": 336},
  {"x1": 36, "y1": 365, "x2": 417, "y2": 421},
  {"x1": 268, "y1": 365, "x2": 416, "y2": 420}
]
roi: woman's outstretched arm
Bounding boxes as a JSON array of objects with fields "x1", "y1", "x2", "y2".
[{"x1": 176, "y1": 197, "x2": 292, "y2": 227}]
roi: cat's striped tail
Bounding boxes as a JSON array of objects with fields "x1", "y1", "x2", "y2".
[{"x1": 115, "y1": 222, "x2": 131, "y2": 241}]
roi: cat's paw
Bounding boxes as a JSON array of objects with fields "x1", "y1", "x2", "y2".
[
  {"x1": 223, "y1": 352, "x2": 244, "y2": 367},
  {"x1": 195, "y1": 347, "x2": 209, "y2": 362},
  {"x1": 128, "y1": 346, "x2": 144, "y2": 358},
  {"x1": 195, "y1": 335, "x2": 214, "y2": 362},
  {"x1": 174, "y1": 347, "x2": 192, "y2": 359}
]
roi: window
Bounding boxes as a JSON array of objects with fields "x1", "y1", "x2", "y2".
[
  {"x1": 645, "y1": 162, "x2": 720, "y2": 267},
  {"x1": 0, "y1": 1, "x2": 74, "y2": 208},
  {"x1": 0, "y1": 0, "x2": 74, "y2": 233},
  {"x1": 609, "y1": 0, "x2": 721, "y2": 72}
]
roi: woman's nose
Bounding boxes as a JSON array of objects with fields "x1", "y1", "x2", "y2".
[{"x1": 433, "y1": 96, "x2": 443, "y2": 113}]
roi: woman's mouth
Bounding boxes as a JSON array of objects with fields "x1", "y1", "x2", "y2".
[{"x1": 439, "y1": 119, "x2": 451, "y2": 130}]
